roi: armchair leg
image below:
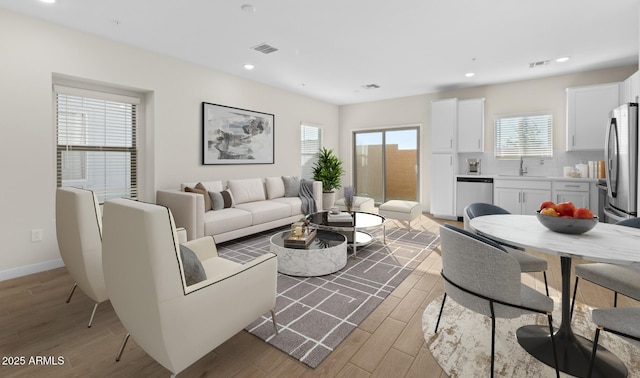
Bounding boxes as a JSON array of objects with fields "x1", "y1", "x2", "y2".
[
  {"x1": 614, "y1": 291, "x2": 618, "y2": 307},
  {"x1": 547, "y1": 314, "x2": 560, "y2": 378},
  {"x1": 490, "y1": 315, "x2": 496, "y2": 378},
  {"x1": 434, "y1": 293, "x2": 447, "y2": 333},
  {"x1": 588, "y1": 327, "x2": 602, "y2": 378},
  {"x1": 66, "y1": 283, "x2": 77, "y2": 303},
  {"x1": 570, "y1": 277, "x2": 580, "y2": 320},
  {"x1": 543, "y1": 271, "x2": 549, "y2": 297},
  {"x1": 87, "y1": 302, "x2": 99, "y2": 328},
  {"x1": 115, "y1": 333, "x2": 130, "y2": 362},
  {"x1": 271, "y1": 310, "x2": 278, "y2": 335}
]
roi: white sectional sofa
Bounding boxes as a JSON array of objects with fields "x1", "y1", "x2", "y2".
[{"x1": 156, "y1": 177, "x2": 323, "y2": 243}]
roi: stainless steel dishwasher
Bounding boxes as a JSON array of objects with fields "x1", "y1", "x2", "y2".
[{"x1": 456, "y1": 177, "x2": 494, "y2": 218}]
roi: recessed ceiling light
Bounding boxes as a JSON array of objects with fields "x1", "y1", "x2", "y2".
[
  {"x1": 465, "y1": 72, "x2": 475, "y2": 78},
  {"x1": 556, "y1": 56, "x2": 571, "y2": 63},
  {"x1": 40, "y1": 0, "x2": 56, "y2": 3},
  {"x1": 244, "y1": 64, "x2": 255, "y2": 70},
  {"x1": 241, "y1": 4, "x2": 255, "y2": 13}
]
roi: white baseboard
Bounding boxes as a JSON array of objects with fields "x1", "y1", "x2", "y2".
[{"x1": 0, "y1": 258, "x2": 65, "y2": 282}]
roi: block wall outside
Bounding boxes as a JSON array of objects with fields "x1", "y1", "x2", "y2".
[{"x1": 354, "y1": 144, "x2": 417, "y2": 202}]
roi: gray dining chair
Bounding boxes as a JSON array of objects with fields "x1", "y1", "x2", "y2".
[
  {"x1": 587, "y1": 306, "x2": 640, "y2": 377},
  {"x1": 464, "y1": 203, "x2": 550, "y2": 296},
  {"x1": 570, "y1": 217, "x2": 640, "y2": 318},
  {"x1": 435, "y1": 223, "x2": 559, "y2": 378}
]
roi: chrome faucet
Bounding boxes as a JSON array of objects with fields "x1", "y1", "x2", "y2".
[{"x1": 519, "y1": 156, "x2": 528, "y2": 176}]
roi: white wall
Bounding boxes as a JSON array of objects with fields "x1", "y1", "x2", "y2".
[
  {"x1": 0, "y1": 8, "x2": 339, "y2": 280},
  {"x1": 339, "y1": 65, "x2": 637, "y2": 211}
]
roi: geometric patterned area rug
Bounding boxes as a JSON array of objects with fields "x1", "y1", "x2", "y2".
[
  {"x1": 217, "y1": 225, "x2": 439, "y2": 368},
  {"x1": 421, "y1": 293, "x2": 640, "y2": 377}
]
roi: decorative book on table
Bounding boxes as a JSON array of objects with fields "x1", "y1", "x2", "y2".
[
  {"x1": 284, "y1": 228, "x2": 317, "y2": 248},
  {"x1": 327, "y1": 212, "x2": 354, "y2": 226}
]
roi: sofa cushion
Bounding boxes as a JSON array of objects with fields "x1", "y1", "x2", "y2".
[
  {"x1": 179, "y1": 244, "x2": 207, "y2": 286},
  {"x1": 185, "y1": 183, "x2": 212, "y2": 211},
  {"x1": 282, "y1": 176, "x2": 300, "y2": 197},
  {"x1": 209, "y1": 189, "x2": 235, "y2": 210},
  {"x1": 235, "y1": 201, "x2": 291, "y2": 224},
  {"x1": 203, "y1": 208, "x2": 252, "y2": 236},
  {"x1": 265, "y1": 177, "x2": 285, "y2": 199},
  {"x1": 270, "y1": 197, "x2": 304, "y2": 216},
  {"x1": 181, "y1": 181, "x2": 224, "y2": 192},
  {"x1": 227, "y1": 178, "x2": 266, "y2": 205}
]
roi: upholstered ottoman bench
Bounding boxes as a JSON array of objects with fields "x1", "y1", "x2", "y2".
[
  {"x1": 379, "y1": 200, "x2": 421, "y2": 230},
  {"x1": 335, "y1": 196, "x2": 375, "y2": 213}
]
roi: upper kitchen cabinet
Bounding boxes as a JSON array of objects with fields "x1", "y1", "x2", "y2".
[
  {"x1": 431, "y1": 98, "x2": 457, "y2": 153},
  {"x1": 566, "y1": 82, "x2": 621, "y2": 151},
  {"x1": 457, "y1": 98, "x2": 485, "y2": 153},
  {"x1": 621, "y1": 71, "x2": 640, "y2": 104}
]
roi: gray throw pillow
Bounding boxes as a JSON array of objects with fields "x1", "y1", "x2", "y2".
[
  {"x1": 180, "y1": 244, "x2": 207, "y2": 286},
  {"x1": 208, "y1": 189, "x2": 235, "y2": 210},
  {"x1": 282, "y1": 176, "x2": 300, "y2": 197}
]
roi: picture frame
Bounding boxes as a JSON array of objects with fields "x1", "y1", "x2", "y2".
[{"x1": 202, "y1": 102, "x2": 275, "y2": 165}]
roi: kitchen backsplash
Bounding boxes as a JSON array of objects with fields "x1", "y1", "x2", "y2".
[{"x1": 458, "y1": 151, "x2": 605, "y2": 178}]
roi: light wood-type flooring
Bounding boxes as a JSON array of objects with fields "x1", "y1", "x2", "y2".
[{"x1": 0, "y1": 214, "x2": 638, "y2": 377}]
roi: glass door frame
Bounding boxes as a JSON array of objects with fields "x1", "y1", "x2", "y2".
[{"x1": 352, "y1": 125, "x2": 420, "y2": 205}]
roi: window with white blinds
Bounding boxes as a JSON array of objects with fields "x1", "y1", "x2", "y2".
[
  {"x1": 494, "y1": 113, "x2": 553, "y2": 159},
  {"x1": 301, "y1": 124, "x2": 322, "y2": 179},
  {"x1": 55, "y1": 85, "x2": 139, "y2": 202}
]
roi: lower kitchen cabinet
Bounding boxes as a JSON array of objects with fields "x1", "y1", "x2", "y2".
[
  {"x1": 494, "y1": 180, "x2": 552, "y2": 215},
  {"x1": 552, "y1": 181, "x2": 590, "y2": 208}
]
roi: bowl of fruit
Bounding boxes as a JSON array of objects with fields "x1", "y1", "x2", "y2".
[{"x1": 536, "y1": 201, "x2": 598, "y2": 235}]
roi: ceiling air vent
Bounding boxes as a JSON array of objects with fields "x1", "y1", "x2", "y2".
[
  {"x1": 529, "y1": 60, "x2": 550, "y2": 68},
  {"x1": 252, "y1": 43, "x2": 279, "y2": 54},
  {"x1": 362, "y1": 84, "x2": 380, "y2": 90}
]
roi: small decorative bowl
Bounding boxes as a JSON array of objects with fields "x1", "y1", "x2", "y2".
[{"x1": 536, "y1": 210, "x2": 598, "y2": 235}]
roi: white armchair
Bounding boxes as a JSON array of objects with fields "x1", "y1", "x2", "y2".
[
  {"x1": 55, "y1": 187, "x2": 108, "y2": 327},
  {"x1": 101, "y1": 198, "x2": 278, "y2": 376}
]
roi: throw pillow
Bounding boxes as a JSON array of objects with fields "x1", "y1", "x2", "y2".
[
  {"x1": 179, "y1": 244, "x2": 207, "y2": 286},
  {"x1": 282, "y1": 176, "x2": 300, "y2": 197},
  {"x1": 265, "y1": 176, "x2": 285, "y2": 199},
  {"x1": 184, "y1": 183, "x2": 213, "y2": 211},
  {"x1": 209, "y1": 189, "x2": 235, "y2": 210}
]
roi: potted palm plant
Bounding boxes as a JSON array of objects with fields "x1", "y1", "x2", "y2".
[{"x1": 312, "y1": 147, "x2": 344, "y2": 209}]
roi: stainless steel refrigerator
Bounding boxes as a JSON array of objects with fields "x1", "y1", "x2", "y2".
[{"x1": 604, "y1": 103, "x2": 638, "y2": 223}]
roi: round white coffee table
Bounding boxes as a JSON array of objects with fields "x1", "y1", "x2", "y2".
[{"x1": 269, "y1": 230, "x2": 347, "y2": 276}]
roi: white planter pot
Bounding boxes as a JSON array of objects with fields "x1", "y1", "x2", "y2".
[{"x1": 322, "y1": 191, "x2": 336, "y2": 210}]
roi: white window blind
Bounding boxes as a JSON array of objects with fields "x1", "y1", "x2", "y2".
[
  {"x1": 55, "y1": 86, "x2": 139, "y2": 202},
  {"x1": 301, "y1": 124, "x2": 322, "y2": 179},
  {"x1": 494, "y1": 113, "x2": 553, "y2": 159}
]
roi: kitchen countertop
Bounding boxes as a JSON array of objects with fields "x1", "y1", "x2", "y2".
[{"x1": 456, "y1": 174, "x2": 600, "y2": 183}]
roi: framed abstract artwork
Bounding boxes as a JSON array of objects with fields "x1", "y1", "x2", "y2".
[{"x1": 202, "y1": 102, "x2": 275, "y2": 164}]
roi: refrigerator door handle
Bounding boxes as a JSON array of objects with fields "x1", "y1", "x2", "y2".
[
  {"x1": 605, "y1": 117, "x2": 619, "y2": 198},
  {"x1": 603, "y1": 206, "x2": 631, "y2": 224}
]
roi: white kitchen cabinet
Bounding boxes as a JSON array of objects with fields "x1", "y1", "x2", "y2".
[
  {"x1": 457, "y1": 98, "x2": 484, "y2": 153},
  {"x1": 494, "y1": 180, "x2": 551, "y2": 215},
  {"x1": 430, "y1": 153, "x2": 455, "y2": 218},
  {"x1": 566, "y1": 82, "x2": 621, "y2": 151},
  {"x1": 431, "y1": 99, "x2": 457, "y2": 153},
  {"x1": 621, "y1": 71, "x2": 640, "y2": 104},
  {"x1": 552, "y1": 181, "x2": 590, "y2": 208}
]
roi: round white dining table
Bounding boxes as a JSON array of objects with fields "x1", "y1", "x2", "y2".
[{"x1": 470, "y1": 214, "x2": 640, "y2": 378}]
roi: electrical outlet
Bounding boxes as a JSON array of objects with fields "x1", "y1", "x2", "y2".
[{"x1": 31, "y1": 229, "x2": 43, "y2": 242}]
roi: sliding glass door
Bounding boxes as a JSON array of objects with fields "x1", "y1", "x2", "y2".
[{"x1": 354, "y1": 127, "x2": 419, "y2": 204}]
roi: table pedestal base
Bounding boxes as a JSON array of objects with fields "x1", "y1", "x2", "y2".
[{"x1": 517, "y1": 325, "x2": 627, "y2": 378}]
